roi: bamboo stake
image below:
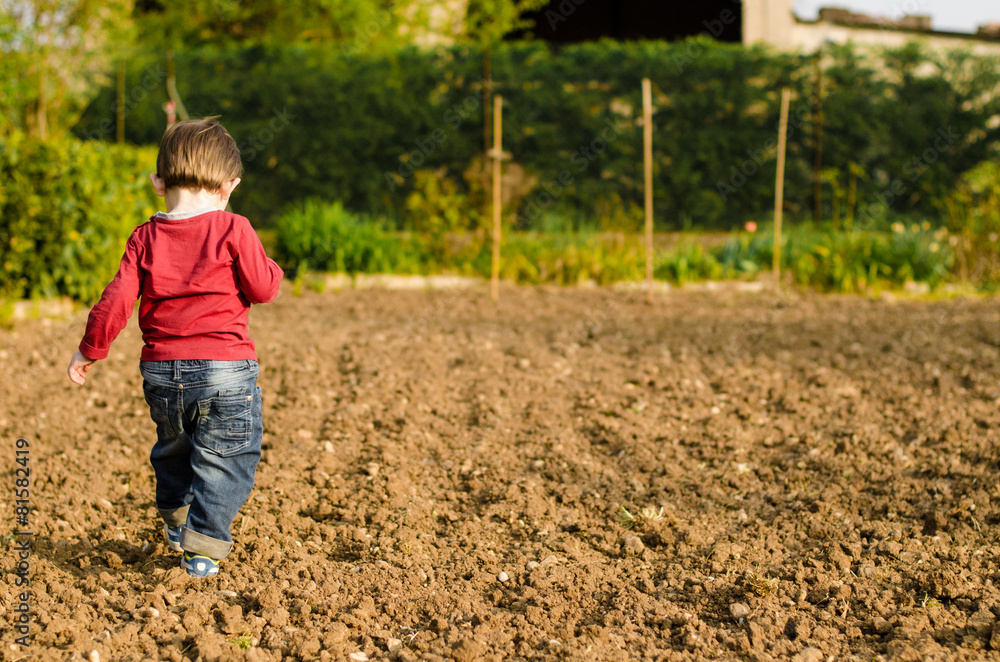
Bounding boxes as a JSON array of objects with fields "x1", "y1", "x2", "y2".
[
  {"x1": 166, "y1": 50, "x2": 190, "y2": 121},
  {"x1": 490, "y1": 94, "x2": 503, "y2": 301},
  {"x1": 773, "y1": 87, "x2": 791, "y2": 285},
  {"x1": 643, "y1": 78, "x2": 654, "y2": 301}
]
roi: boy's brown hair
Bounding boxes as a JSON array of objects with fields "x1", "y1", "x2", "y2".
[{"x1": 156, "y1": 118, "x2": 242, "y2": 191}]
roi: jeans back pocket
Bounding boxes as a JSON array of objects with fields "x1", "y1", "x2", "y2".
[
  {"x1": 197, "y1": 388, "x2": 253, "y2": 456},
  {"x1": 143, "y1": 385, "x2": 179, "y2": 438}
]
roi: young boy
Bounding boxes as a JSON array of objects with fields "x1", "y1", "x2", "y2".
[{"x1": 67, "y1": 118, "x2": 283, "y2": 577}]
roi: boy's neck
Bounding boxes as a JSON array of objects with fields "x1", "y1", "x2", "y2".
[{"x1": 164, "y1": 187, "x2": 227, "y2": 214}]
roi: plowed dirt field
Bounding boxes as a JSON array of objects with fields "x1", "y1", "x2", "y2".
[{"x1": 4, "y1": 284, "x2": 1000, "y2": 661}]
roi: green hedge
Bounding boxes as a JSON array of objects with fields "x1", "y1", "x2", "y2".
[
  {"x1": 0, "y1": 133, "x2": 159, "y2": 302},
  {"x1": 75, "y1": 41, "x2": 1000, "y2": 230}
]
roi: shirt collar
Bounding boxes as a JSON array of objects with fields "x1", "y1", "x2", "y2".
[{"x1": 152, "y1": 207, "x2": 218, "y2": 221}]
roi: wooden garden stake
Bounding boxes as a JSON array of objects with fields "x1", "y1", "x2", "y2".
[
  {"x1": 773, "y1": 87, "x2": 791, "y2": 285},
  {"x1": 488, "y1": 95, "x2": 510, "y2": 301},
  {"x1": 643, "y1": 78, "x2": 654, "y2": 301},
  {"x1": 166, "y1": 50, "x2": 190, "y2": 122}
]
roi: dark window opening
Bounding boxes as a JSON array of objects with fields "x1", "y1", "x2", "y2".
[{"x1": 514, "y1": 0, "x2": 743, "y2": 43}]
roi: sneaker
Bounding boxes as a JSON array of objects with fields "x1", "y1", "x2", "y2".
[
  {"x1": 164, "y1": 524, "x2": 183, "y2": 552},
  {"x1": 182, "y1": 552, "x2": 220, "y2": 577}
]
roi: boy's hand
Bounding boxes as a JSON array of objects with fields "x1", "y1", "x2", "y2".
[{"x1": 68, "y1": 351, "x2": 97, "y2": 385}]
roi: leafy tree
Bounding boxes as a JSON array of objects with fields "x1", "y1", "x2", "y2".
[
  {"x1": 133, "y1": 0, "x2": 405, "y2": 49},
  {"x1": 464, "y1": 0, "x2": 546, "y2": 45},
  {"x1": 463, "y1": 0, "x2": 548, "y2": 152},
  {"x1": 0, "y1": 0, "x2": 134, "y2": 138}
]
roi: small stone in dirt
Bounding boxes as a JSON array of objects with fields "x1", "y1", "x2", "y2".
[
  {"x1": 729, "y1": 603, "x2": 750, "y2": 620},
  {"x1": 217, "y1": 590, "x2": 237, "y2": 598},
  {"x1": 324, "y1": 441, "x2": 335, "y2": 453},
  {"x1": 97, "y1": 498, "x2": 113, "y2": 511},
  {"x1": 365, "y1": 462, "x2": 380, "y2": 477},
  {"x1": 387, "y1": 638, "x2": 404, "y2": 652},
  {"x1": 135, "y1": 607, "x2": 159, "y2": 619},
  {"x1": 526, "y1": 561, "x2": 539, "y2": 570},
  {"x1": 623, "y1": 536, "x2": 645, "y2": 556},
  {"x1": 89, "y1": 651, "x2": 100, "y2": 662},
  {"x1": 497, "y1": 571, "x2": 509, "y2": 582},
  {"x1": 793, "y1": 648, "x2": 824, "y2": 662},
  {"x1": 348, "y1": 653, "x2": 369, "y2": 662}
]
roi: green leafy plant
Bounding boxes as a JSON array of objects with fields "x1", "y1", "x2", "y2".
[
  {"x1": 716, "y1": 223, "x2": 953, "y2": 292},
  {"x1": 229, "y1": 631, "x2": 255, "y2": 650},
  {"x1": 274, "y1": 199, "x2": 424, "y2": 276},
  {"x1": 0, "y1": 132, "x2": 158, "y2": 302}
]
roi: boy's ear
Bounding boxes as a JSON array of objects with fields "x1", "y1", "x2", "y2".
[
  {"x1": 149, "y1": 173, "x2": 166, "y2": 197},
  {"x1": 220, "y1": 177, "x2": 241, "y2": 199}
]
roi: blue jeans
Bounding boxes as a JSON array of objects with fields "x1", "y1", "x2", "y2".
[{"x1": 140, "y1": 359, "x2": 263, "y2": 560}]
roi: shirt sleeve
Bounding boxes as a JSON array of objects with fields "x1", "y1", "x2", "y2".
[
  {"x1": 78, "y1": 232, "x2": 144, "y2": 360},
  {"x1": 233, "y1": 218, "x2": 284, "y2": 304}
]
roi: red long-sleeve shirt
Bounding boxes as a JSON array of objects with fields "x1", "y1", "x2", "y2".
[{"x1": 79, "y1": 209, "x2": 283, "y2": 362}]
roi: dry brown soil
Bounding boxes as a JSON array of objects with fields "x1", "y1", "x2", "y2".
[{"x1": 3, "y1": 284, "x2": 1000, "y2": 662}]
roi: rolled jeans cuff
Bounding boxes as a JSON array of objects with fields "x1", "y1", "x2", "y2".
[
  {"x1": 159, "y1": 504, "x2": 190, "y2": 528},
  {"x1": 181, "y1": 527, "x2": 234, "y2": 560}
]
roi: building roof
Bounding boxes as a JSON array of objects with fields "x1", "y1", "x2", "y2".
[{"x1": 796, "y1": 7, "x2": 1000, "y2": 43}]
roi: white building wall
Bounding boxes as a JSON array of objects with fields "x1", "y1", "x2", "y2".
[
  {"x1": 744, "y1": 0, "x2": 1000, "y2": 55},
  {"x1": 743, "y1": 0, "x2": 795, "y2": 48},
  {"x1": 790, "y1": 22, "x2": 1000, "y2": 56}
]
